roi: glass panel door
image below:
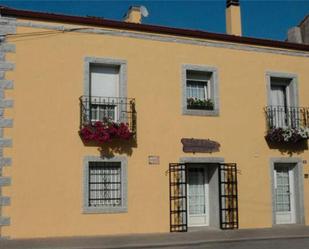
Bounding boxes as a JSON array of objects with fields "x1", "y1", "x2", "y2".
[
  {"x1": 274, "y1": 164, "x2": 296, "y2": 224},
  {"x1": 187, "y1": 166, "x2": 209, "y2": 227},
  {"x1": 275, "y1": 167, "x2": 291, "y2": 212}
]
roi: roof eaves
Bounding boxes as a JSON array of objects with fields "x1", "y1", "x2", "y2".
[{"x1": 1, "y1": 5, "x2": 309, "y2": 52}]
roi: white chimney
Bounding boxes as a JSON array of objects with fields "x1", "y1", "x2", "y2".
[{"x1": 124, "y1": 6, "x2": 148, "y2": 24}]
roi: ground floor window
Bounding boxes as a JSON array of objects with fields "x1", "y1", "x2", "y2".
[
  {"x1": 89, "y1": 162, "x2": 122, "y2": 207},
  {"x1": 83, "y1": 156, "x2": 127, "y2": 213}
]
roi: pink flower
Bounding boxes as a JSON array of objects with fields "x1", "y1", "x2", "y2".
[
  {"x1": 79, "y1": 121, "x2": 132, "y2": 144},
  {"x1": 116, "y1": 123, "x2": 132, "y2": 140},
  {"x1": 79, "y1": 126, "x2": 95, "y2": 142},
  {"x1": 94, "y1": 121, "x2": 104, "y2": 128},
  {"x1": 95, "y1": 129, "x2": 111, "y2": 143},
  {"x1": 107, "y1": 123, "x2": 119, "y2": 137}
]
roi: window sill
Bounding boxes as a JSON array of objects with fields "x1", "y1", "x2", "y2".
[
  {"x1": 83, "y1": 206, "x2": 127, "y2": 214},
  {"x1": 183, "y1": 108, "x2": 219, "y2": 116}
]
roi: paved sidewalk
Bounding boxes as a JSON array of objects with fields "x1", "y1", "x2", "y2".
[{"x1": 1, "y1": 225, "x2": 309, "y2": 249}]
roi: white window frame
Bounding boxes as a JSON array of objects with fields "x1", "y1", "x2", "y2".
[{"x1": 186, "y1": 79, "x2": 210, "y2": 101}]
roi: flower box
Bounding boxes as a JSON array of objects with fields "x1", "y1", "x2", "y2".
[
  {"x1": 265, "y1": 127, "x2": 309, "y2": 143},
  {"x1": 79, "y1": 120, "x2": 133, "y2": 144},
  {"x1": 187, "y1": 98, "x2": 214, "y2": 110}
]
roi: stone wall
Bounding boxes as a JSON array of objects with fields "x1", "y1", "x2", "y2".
[{"x1": 0, "y1": 15, "x2": 15, "y2": 238}]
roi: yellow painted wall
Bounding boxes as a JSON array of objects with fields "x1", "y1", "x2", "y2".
[{"x1": 2, "y1": 19, "x2": 309, "y2": 238}]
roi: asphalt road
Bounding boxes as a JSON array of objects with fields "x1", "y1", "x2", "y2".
[{"x1": 164, "y1": 237, "x2": 309, "y2": 249}]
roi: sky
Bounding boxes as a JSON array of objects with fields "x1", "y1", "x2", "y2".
[{"x1": 0, "y1": 0, "x2": 308, "y2": 41}]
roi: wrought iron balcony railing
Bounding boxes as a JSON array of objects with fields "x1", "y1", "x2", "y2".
[
  {"x1": 80, "y1": 96, "x2": 136, "y2": 134},
  {"x1": 265, "y1": 105, "x2": 309, "y2": 129}
]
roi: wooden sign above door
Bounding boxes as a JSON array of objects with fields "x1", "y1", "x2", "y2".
[{"x1": 181, "y1": 138, "x2": 220, "y2": 153}]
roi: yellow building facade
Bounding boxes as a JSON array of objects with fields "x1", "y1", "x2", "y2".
[{"x1": 0, "y1": 2, "x2": 309, "y2": 239}]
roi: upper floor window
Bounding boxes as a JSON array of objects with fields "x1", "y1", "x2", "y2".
[
  {"x1": 266, "y1": 74, "x2": 299, "y2": 129},
  {"x1": 186, "y1": 70, "x2": 213, "y2": 110},
  {"x1": 182, "y1": 65, "x2": 219, "y2": 116},
  {"x1": 265, "y1": 72, "x2": 309, "y2": 144},
  {"x1": 80, "y1": 57, "x2": 136, "y2": 143},
  {"x1": 90, "y1": 64, "x2": 120, "y2": 123}
]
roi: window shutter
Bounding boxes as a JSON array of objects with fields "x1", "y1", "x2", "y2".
[{"x1": 90, "y1": 65, "x2": 119, "y2": 98}]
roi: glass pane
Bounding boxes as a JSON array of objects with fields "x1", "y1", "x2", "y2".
[
  {"x1": 270, "y1": 84, "x2": 288, "y2": 128},
  {"x1": 91, "y1": 104, "x2": 116, "y2": 122},
  {"x1": 186, "y1": 81, "x2": 208, "y2": 100},
  {"x1": 275, "y1": 168, "x2": 291, "y2": 212},
  {"x1": 187, "y1": 70, "x2": 209, "y2": 81},
  {"x1": 188, "y1": 168, "x2": 206, "y2": 215}
]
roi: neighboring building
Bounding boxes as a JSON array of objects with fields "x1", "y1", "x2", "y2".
[
  {"x1": 0, "y1": 0, "x2": 309, "y2": 239},
  {"x1": 288, "y1": 14, "x2": 309, "y2": 44}
]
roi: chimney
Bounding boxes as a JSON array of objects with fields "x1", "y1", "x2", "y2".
[
  {"x1": 124, "y1": 6, "x2": 148, "y2": 24},
  {"x1": 226, "y1": 0, "x2": 242, "y2": 36},
  {"x1": 287, "y1": 27, "x2": 303, "y2": 44},
  {"x1": 287, "y1": 15, "x2": 309, "y2": 44}
]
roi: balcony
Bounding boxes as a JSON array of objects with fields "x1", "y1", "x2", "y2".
[
  {"x1": 265, "y1": 106, "x2": 309, "y2": 143},
  {"x1": 79, "y1": 96, "x2": 136, "y2": 143}
]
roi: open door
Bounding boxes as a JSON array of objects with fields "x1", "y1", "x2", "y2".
[
  {"x1": 169, "y1": 162, "x2": 239, "y2": 232},
  {"x1": 169, "y1": 163, "x2": 187, "y2": 232},
  {"x1": 219, "y1": 163, "x2": 239, "y2": 229}
]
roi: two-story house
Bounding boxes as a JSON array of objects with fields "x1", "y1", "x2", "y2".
[{"x1": 0, "y1": 0, "x2": 308, "y2": 239}]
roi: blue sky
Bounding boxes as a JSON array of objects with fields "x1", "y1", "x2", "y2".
[{"x1": 0, "y1": 0, "x2": 308, "y2": 41}]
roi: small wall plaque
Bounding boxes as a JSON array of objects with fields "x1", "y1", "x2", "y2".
[
  {"x1": 303, "y1": 160, "x2": 307, "y2": 164},
  {"x1": 148, "y1": 155, "x2": 160, "y2": 165},
  {"x1": 181, "y1": 138, "x2": 220, "y2": 153}
]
